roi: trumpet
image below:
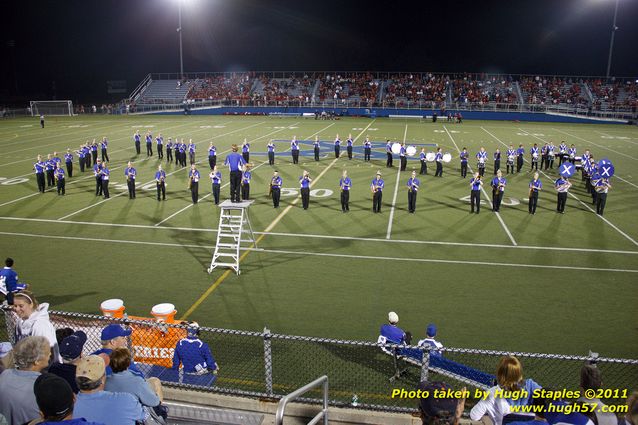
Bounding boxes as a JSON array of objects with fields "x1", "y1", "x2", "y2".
[{"x1": 188, "y1": 175, "x2": 193, "y2": 189}]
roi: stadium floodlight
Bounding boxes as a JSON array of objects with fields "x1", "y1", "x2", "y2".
[
  {"x1": 605, "y1": 0, "x2": 620, "y2": 79},
  {"x1": 177, "y1": 0, "x2": 183, "y2": 79}
]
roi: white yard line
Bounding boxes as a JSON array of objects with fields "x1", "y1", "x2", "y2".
[
  {"x1": 386, "y1": 124, "x2": 407, "y2": 239},
  {"x1": 444, "y1": 125, "x2": 518, "y2": 246},
  {"x1": 0, "y1": 230, "x2": 635, "y2": 274},
  {"x1": 552, "y1": 128, "x2": 638, "y2": 161}
]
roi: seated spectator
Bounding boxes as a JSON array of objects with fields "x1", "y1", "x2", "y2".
[
  {"x1": 470, "y1": 356, "x2": 541, "y2": 425},
  {"x1": 105, "y1": 347, "x2": 163, "y2": 407},
  {"x1": 0, "y1": 336, "x2": 51, "y2": 425},
  {"x1": 73, "y1": 355, "x2": 146, "y2": 425},
  {"x1": 417, "y1": 380, "x2": 466, "y2": 425},
  {"x1": 55, "y1": 327, "x2": 74, "y2": 346},
  {"x1": 12, "y1": 290, "x2": 60, "y2": 362},
  {"x1": 418, "y1": 323, "x2": 443, "y2": 356},
  {"x1": 0, "y1": 342, "x2": 13, "y2": 374},
  {"x1": 619, "y1": 392, "x2": 638, "y2": 425},
  {"x1": 29, "y1": 373, "x2": 105, "y2": 425},
  {"x1": 380, "y1": 311, "x2": 411, "y2": 344},
  {"x1": 575, "y1": 363, "x2": 616, "y2": 425},
  {"x1": 49, "y1": 330, "x2": 87, "y2": 393},
  {"x1": 91, "y1": 324, "x2": 143, "y2": 377},
  {"x1": 172, "y1": 322, "x2": 218, "y2": 375}
]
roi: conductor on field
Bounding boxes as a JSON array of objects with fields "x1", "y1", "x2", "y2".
[
  {"x1": 40, "y1": 114, "x2": 45, "y2": 128},
  {"x1": 225, "y1": 144, "x2": 245, "y2": 203}
]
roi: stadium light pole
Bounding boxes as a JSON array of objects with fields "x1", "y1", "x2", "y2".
[
  {"x1": 177, "y1": 0, "x2": 184, "y2": 79},
  {"x1": 605, "y1": 0, "x2": 619, "y2": 79}
]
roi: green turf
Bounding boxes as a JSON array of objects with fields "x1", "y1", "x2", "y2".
[{"x1": 0, "y1": 115, "x2": 637, "y2": 363}]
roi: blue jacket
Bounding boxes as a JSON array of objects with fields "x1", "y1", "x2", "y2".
[{"x1": 172, "y1": 336, "x2": 217, "y2": 373}]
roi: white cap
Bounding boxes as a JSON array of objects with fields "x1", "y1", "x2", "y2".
[
  {"x1": 151, "y1": 303, "x2": 176, "y2": 316},
  {"x1": 388, "y1": 312, "x2": 399, "y2": 324}
]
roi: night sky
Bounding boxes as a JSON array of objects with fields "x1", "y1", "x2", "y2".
[{"x1": 2, "y1": 0, "x2": 638, "y2": 103}]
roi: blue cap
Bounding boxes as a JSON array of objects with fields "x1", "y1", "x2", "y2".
[
  {"x1": 100, "y1": 324, "x2": 132, "y2": 341},
  {"x1": 426, "y1": 324, "x2": 437, "y2": 337},
  {"x1": 60, "y1": 331, "x2": 87, "y2": 360}
]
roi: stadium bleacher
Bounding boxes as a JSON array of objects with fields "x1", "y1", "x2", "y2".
[{"x1": 137, "y1": 79, "x2": 192, "y2": 104}]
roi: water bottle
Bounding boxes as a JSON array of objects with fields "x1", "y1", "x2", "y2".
[{"x1": 351, "y1": 394, "x2": 359, "y2": 407}]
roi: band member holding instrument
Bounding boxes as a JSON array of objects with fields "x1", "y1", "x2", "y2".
[
  {"x1": 54, "y1": 162, "x2": 65, "y2": 195},
  {"x1": 581, "y1": 149, "x2": 591, "y2": 181},
  {"x1": 334, "y1": 134, "x2": 341, "y2": 158},
  {"x1": 516, "y1": 144, "x2": 525, "y2": 173},
  {"x1": 590, "y1": 166, "x2": 601, "y2": 206},
  {"x1": 45, "y1": 154, "x2": 55, "y2": 187},
  {"x1": 291, "y1": 136, "x2": 300, "y2": 164},
  {"x1": 346, "y1": 134, "x2": 353, "y2": 160},
  {"x1": 188, "y1": 139, "x2": 196, "y2": 165},
  {"x1": 299, "y1": 170, "x2": 312, "y2": 210},
  {"x1": 93, "y1": 159, "x2": 103, "y2": 196},
  {"x1": 155, "y1": 165, "x2": 166, "y2": 201},
  {"x1": 490, "y1": 169, "x2": 506, "y2": 213},
  {"x1": 399, "y1": 142, "x2": 407, "y2": 171},
  {"x1": 418, "y1": 148, "x2": 427, "y2": 175},
  {"x1": 313, "y1": 136, "x2": 320, "y2": 161},
  {"x1": 156, "y1": 133, "x2": 163, "y2": 160},
  {"x1": 493, "y1": 149, "x2": 501, "y2": 175},
  {"x1": 434, "y1": 147, "x2": 443, "y2": 177},
  {"x1": 207, "y1": 142, "x2": 216, "y2": 169},
  {"x1": 270, "y1": 171, "x2": 282, "y2": 208},
  {"x1": 547, "y1": 141, "x2": 555, "y2": 169},
  {"x1": 124, "y1": 161, "x2": 137, "y2": 199},
  {"x1": 242, "y1": 139, "x2": 250, "y2": 163},
  {"x1": 91, "y1": 140, "x2": 98, "y2": 165},
  {"x1": 459, "y1": 147, "x2": 468, "y2": 178},
  {"x1": 470, "y1": 172, "x2": 482, "y2": 214},
  {"x1": 145, "y1": 131, "x2": 153, "y2": 157},
  {"x1": 225, "y1": 144, "x2": 245, "y2": 203},
  {"x1": 77, "y1": 145, "x2": 86, "y2": 173},
  {"x1": 595, "y1": 178, "x2": 611, "y2": 216},
  {"x1": 506, "y1": 145, "x2": 516, "y2": 174},
  {"x1": 241, "y1": 163, "x2": 252, "y2": 200},
  {"x1": 371, "y1": 171, "x2": 384, "y2": 213},
  {"x1": 568, "y1": 144, "x2": 577, "y2": 164},
  {"x1": 101, "y1": 162, "x2": 110, "y2": 199},
  {"x1": 189, "y1": 164, "x2": 200, "y2": 204},
  {"x1": 166, "y1": 138, "x2": 174, "y2": 163},
  {"x1": 386, "y1": 140, "x2": 393, "y2": 168},
  {"x1": 363, "y1": 136, "x2": 372, "y2": 162},
  {"x1": 339, "y1": 170, "x2": 352, "y2": 212},
  {"x1": 34, "y1": 155, "x2": 46, "y2": 193},
  {"x1": 84, "y1": 143, "x2": 92, "y2": 170},
  {"x1": 268, "y1": 140, "x2": 276, "y2": 165},
  {"x1": 558, "y1": 141, "x2": 568, "y2": 166},
  {"x1": 178, "y1": 139, "x2": 186, "y2": 166},
  {"x1": 133, "y1": 130, "x2": 141, "y2": 155},
  {"x1": 64, "y1": 149, "x2": 73, "y2": 178},
  {"x1": 528, "y1": 172, "x2": 542, "y2": 215},
  {"x1": 540, "y1": 143, "x2": 548, "y2": 170},
  {"x1": 554, "y1": 176, "x2": 571, "y2": 214},
  {"x1": 476, "y1": 147, "x2": 487, "y2": 177},
  {"x1": 406, "y1": 170, "x2": 420, "y2": 214},
  {"x1": 209, "y1": 165, "x2": 221, "y2": 205},
  {"x1": 583, "y1": 155, "x2": 594, "y2": 198},
  {"x1": 530, "y1": 143, "x2": 540, "y2": 171}
]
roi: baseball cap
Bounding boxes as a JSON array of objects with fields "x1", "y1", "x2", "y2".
[
  {"x1": 100, "y1": 324, "x2": 132, "y2": 341},
  {"x1": 60, "y1": 331, "x2": 87, "y2": 360},
  {"x1": 76, "y1": 355, "x2": 106, "y2": 381},
  {"x1": 418, "y1": 381, "x2": 458, "y2": 419},
  {"x1": 0, "y1": 342, "x2": 12, "y2": 358},
  {"x1": 426, "y1": 324, "x2": 437, "y2": 337},
  {"x1": 388, "y1": 312, "x2": 399, "y2": 324},
  {"x1": 34, "y1": 373, "x2": 74, "y2": 419}
]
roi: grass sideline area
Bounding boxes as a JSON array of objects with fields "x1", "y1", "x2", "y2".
[{"x1": 0, "y1": 115, "x2": 637, "y2": 361}]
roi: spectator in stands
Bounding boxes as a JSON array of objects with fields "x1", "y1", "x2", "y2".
[
  {"x1": 105, "y1": 347, "x2": 163, "y2": 408},
  {"x1": 31, "y1": 373, "x2": 105, "y2": 425},
  {"x1": 49, "y1": 330, "x2": 87, "y2": 393},
  {"x1": 619, "y1": 392, "x2": 638, "y2": 425},
  {"x1": 417, "y1": 380, "x2": 466, "y2": 425},
  {"x1": 417, "y1": 324, "x2": 443, "y2": 356},
  {"x1": 12, "y1": 290, "x2": 60, "y2": 362},
  {"x1": 0, "y1": 342, "x2": 13, "y2": 374},
  {"x1": 576, "y1": 363, "x2": 616, "y2": 425},
  {"x1": 56, "y1": 327, "x2": 74, "y2": 346},
  {"x1": 0, "y1": 336, "x2": 51, "y2": 424},
  {"x1": 380, "y1": 312, "x2": 411, "y2": 344},
  {"x1": 172, "y1": 322, "x2": 219, "y2": 375},
  {"x1": 1, "y1": 257, "x2": 24, "y2": 305},
  {"x1": 91, "y1": 324, "x2": 143, "y2": 377},
  {"x1": 470, "y1": 356, "x2": 541, "y2": 425},
  {"x1": 73, "y1": 355, "x2": 146, "y2": 425}
]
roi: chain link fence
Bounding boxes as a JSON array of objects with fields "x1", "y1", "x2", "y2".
[{"x1": 2, "y1": 308, "x2": 636, "y2": 413}]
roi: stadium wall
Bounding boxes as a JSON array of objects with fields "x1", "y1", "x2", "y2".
[{"x1": 151, "y1": 107, "x2": 629, "y2": 124}]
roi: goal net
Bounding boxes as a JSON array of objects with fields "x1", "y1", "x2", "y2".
[{"x1": 29, "y1": 100, "x2": 74, "y2": 116}]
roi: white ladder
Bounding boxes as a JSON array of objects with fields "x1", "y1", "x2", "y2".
[{"x1": 207, "y1": 200, "x2": 257, "y2": 275}]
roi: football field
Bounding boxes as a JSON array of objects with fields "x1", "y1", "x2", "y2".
[{"x1": 1, "y1": 115, "x2": 637, "y2": 359}]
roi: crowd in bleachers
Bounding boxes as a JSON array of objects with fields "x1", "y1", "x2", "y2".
[
  {"x1": 252, "y1": 74, "x2": 315, "y2": 105},
  {"x1": 317, "y1": 72, "x2": 379, "y2": 106},
  {"x1": 589, "y1": 80, "x2": 638, "y2": 111},
  {"x1": 384, "y1": 73, "x2": 448, "y2": 107},
  {"x1": 186, "y1": 73, "x2": 253, "y2": 102},
  {"x1": 519, "y1": 76, "x2": 588, "y2": 107},
  {"x1": 452, "y1": 75, "x2": 518, "y2": 105}
]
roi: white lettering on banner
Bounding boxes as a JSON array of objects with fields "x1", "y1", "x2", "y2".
[{"x1": 132, "y1": 345, "x2": 175, "y2": 359}]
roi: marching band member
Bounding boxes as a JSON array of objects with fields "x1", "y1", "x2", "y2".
[
  {"x1": 470, "y1": 172, "x2": 482, "y2": 214},
  {"x1": 241, "y1": 163, "x2": 252, "y2": 200},
  {"x1": 334, "y1": 134, "x2": 341, "y2": 158},
  {"x1": 506, "y1": 145, "x2": 516, "y2": 174},
  {"x1": 268, "y1": 140, "x2": 276, "y2": 165},
  {"x1": 339, "y1": 170, "x2": 352, "y2": 212},
  {"x1": 52, "y1": 151, "x2": 62, "y2": 169},
  {"x1": 583, "y1": 154, "x2": 593, "y2": 198},
  {"x1": 568, "y1": 144, "x2": 577, "y2": 164},
  {"x1": 399, "y1": 142, "x2": 407, "y2": 171},
  {"x1": 155, "y1": 165, "x2": 166, "y2": 201},
  {"x1": 100, "y1": 137, "x2": 109, "y2": 162},
  {"x1": 270, "y1": 171, "x2": 282, "y2": 208},
  {"x1": 188, "y1": 164, "x2": 200, "y2": 204},
  {"x1": 346, "y1": 134, "x2": 353, "y2": 160},
  {"x1": 476, "y1": 147, "x2": 487, "y2": 177},
  {"x1": 299, "y1": 170, "x2": 312, "y2": 210},
  {"x1": 77, "y1": 145, "x2": 86, "y2": 173},
  {"x1": 83, "y1": 143, "x2": 91, "y2": 170},
  {"x1": 540, "y1": 142, "x2": 548, "y2": 170},
  {"x1": 420, "y1": 148, "x2": 428, "y2": 175},
  {"x1": 45, "y1": 154, "x2": 55, "y2": 187},
  {"x1": 188, "y1": 139, "x2": 196, "y2": 165},
  {"x1": 101, "y1": 162, "x2": 110, "y2": 199},
  {"x1": 133, "y1": 130, "x2": 141, "y2": 155},
  {"x1": 434, "y1": 147, "x2": 443, "y2": 177},
  {"x1": 595, "y1": 178, "x2": 612, "y2": 216},
  {"x1": 312, "y1": 136, "x2": 319, "y2": 161},
  {"x1": 225, "y1": 144, "x2": 245, "y2": 203},
  {"x1": 554, "y1": 175, "x2": 571, "y2": 214},
  {"x1": 590, "y1": 165, "x2": 601, "y2": 205},
  {"x1": 34, "y1": 155, "x2": 46, "y2": 193},
  {"x1": 558, "y1": 141, "x2": 568, "y2": 166},
  {"x1": 530, "y1": 143, "x2": 540, "y2": 171},
  {"x1": 166, "y1": 138, "x2": 174, "y2": 163},
  {"x1": 363, "y1": 136, "x2": 372, "y2": 162},
  {"x1": 179, "y1": 139, "x2": 187, "y2": 166},
  {"x1": 459, "y1": 147, "x2": 468, "y2": 178},
  {"x1": 156, "y1": 133, "x2": 164, "y2": 160},
  {"x1": 528, "y1": 172, "x2": 542, "y2": 215},
  {"x1": 371, "y1": 171, "x2": 384, "y2": 213},
  {"x1": 145, "y1": 131, "x2": 153, "y2": 157},
  {"x1": 516, "y1": 144, "x2": 525, "y2": 173},
  {"x1": 90, "y1": 140, "x2": 98, "y2": 165},
  {"x1": 207, "y1": 142, "x2": 216, "y2": 169},
  {"x1": 490, "y1": 169, "x2": 506, "y2": 213},
  {"x1": 581, "y1": 149, "x2": 591, "y2": 181},
  {"x1": 241, "y1": 138, "x2": 250, "y2": 163},
  {"x1": 62, "y1": 149, "x2": 73, "y2": 178},
  {"x1": 547, "y1": 141, "x2": 555, "y2": 169},
  {"x1": 93, "y1": 159, "x2": 103, "y2": 196},
  {"x1": 291, "y1": 136, "x2": 300, "y2": 164},
  {"x1": 124, "y1": 161, "x2": 136, "y2": 199},
  {"x1": 54, "y1": 162, "x2": 65, "y2": 196},
  {"x1": 209, "y1": 166, "x2": 221, "y2": 205},
  {"x1": 406, "y1": 170, "x2": 420, "y2": 214},
  {"x1": 386, "y1": 140, "x2": 393, "y2": 168},
  {"x1": 493, "y1": 149, "x2": 501, "y2": 175}
]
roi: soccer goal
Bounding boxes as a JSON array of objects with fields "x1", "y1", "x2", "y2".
[{"x1": 29, "y1": 100, "x2": 74, "y2": 116}]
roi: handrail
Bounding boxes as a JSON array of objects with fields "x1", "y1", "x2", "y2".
[{"x1": 275, "y1": 375, "x2": 328, "y2": 425}]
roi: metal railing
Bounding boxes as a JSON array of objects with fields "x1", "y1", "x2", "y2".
[{"x1": 275, "y1": 375, "x2": 329, "y2": 425}]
